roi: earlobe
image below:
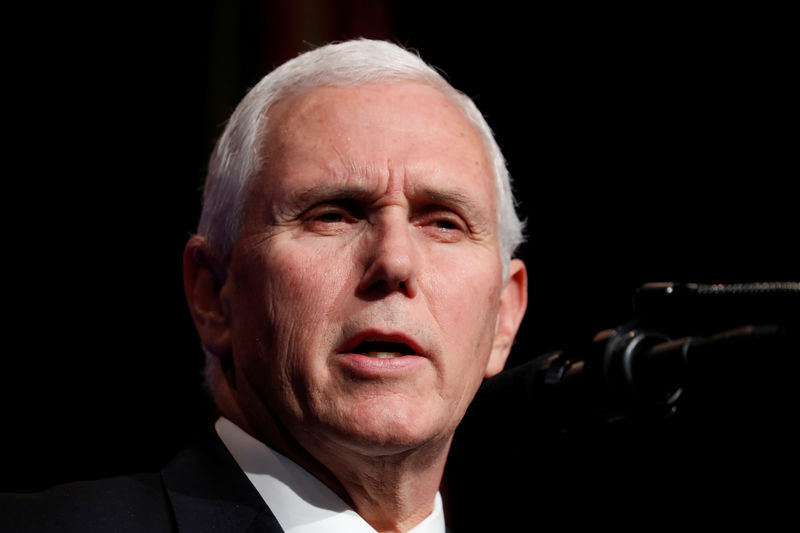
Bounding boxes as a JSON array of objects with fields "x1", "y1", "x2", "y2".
[
  {"x1": 485, "y1": 258, "x2": 528, "y2": 377},
  {"x1": 183, "y1": 236, "x2": 232, "y2": 358}
]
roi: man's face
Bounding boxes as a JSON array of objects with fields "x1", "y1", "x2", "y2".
[{"x1": 217, "y1": 82, "x2": 524, "y2": 458}]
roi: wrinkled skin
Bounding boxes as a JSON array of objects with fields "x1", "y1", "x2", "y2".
[{"x1": 184, "y1": 81, "x2": 528, "y2": 531}]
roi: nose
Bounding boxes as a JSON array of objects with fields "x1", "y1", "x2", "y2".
[{"x1": 357, "y1": 211, "x2": 419, "y2": 299}]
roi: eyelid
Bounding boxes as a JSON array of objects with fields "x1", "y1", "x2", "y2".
[
  {"x1": 415, "y1": 207, "x2": 470, "y2": 233},
  {"x1": 302, "y1": 199, "x2": 363, "y2": 220}
]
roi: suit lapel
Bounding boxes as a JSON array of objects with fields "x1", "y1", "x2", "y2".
[{"x1": 161, "y1": 429, "x2": 284, "y2": 533}]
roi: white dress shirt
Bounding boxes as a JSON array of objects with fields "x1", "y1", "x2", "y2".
[{"x1": 215, "y1": 417, "x2": 447, "y2": 533}]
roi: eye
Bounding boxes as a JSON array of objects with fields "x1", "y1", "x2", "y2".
[
  {"x1": 417, "y1": 210, "x2": 468, "y2": 242},
  {"x1": 302, "y1": 201, "x2": 361, "y2": 234},
  {"x1": 315, "y1": 211, "x2": 345, "y2": 223},
  {"x1": 433, "y1": 219, "x2": 460, "y2": 231}
]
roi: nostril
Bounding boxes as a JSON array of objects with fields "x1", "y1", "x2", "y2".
[
  {"x1": 368, "y1": 279, "x2": 388, "y2": 293},
  {"x1": 367, "y1": 279, "x2": 410, "y2": 294}
]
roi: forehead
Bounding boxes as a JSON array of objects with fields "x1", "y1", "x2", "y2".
[
  {"x1": 259, "y1": 82, "x2": 495, "y2": 201},
  {"x1": 271, "y1": 81, "x2": 478, "y2": 143}
]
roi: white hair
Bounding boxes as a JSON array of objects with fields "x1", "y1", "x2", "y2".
[{"x1": 197, "y1": 39, "x2": 525, "y2": 274}]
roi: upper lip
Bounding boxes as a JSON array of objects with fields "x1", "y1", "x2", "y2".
[{"x1": 339, "y1": 330, "x2": 426, "y2": 357}]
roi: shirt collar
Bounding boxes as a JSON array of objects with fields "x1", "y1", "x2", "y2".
[{"x1": 215, "y1": 417, "x2": 447, "y2": 533}]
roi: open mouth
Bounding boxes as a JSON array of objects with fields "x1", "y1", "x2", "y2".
[{"x1": 352, "y1": 340, "x2": 416, "y2": 358}]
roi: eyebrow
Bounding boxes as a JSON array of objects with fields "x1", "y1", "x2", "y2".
[
  {"x1": 284, "y1": 184, "x2": 375, "y2": 212},
  {"x1": 281, "y1": 182, "x2": 492, "y2": 229},
  {"x1": 415, "y1": 186, "x2": 486, "y2": 218},
  {"x1": 288, "y1": 183, "x2": 483, "y2": 208}
]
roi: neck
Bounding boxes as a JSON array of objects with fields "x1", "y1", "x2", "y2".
[
  {"x1": 310, "y1": 437, "x2": 450, "y2": 533},
  {"x1": 222, "y1": 404, "x2": 448, "y2": 533}
]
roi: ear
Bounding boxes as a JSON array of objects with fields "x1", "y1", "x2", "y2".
[
  {"x1": 485, "y1": 258, "x2": 528, "y2": 377},
  {"x1": 182, "y1": 236, "x2": 232, "y2": 358}
]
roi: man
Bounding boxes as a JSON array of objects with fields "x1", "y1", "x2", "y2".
[{"x1": 2, "y1": 39, "x2": 527, "y2": 533}]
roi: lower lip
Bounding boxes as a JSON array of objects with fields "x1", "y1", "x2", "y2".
[{"x1": 335, "y1": 353, "x2": 426, "y2": 378}]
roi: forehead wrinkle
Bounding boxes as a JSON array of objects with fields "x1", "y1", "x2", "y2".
[
  {"x1": 263, "y1": 82, "x2": 497, "y2": 228},
  {"x1": 281, "y1": 183, "x2": 372, "y2": 215},
  {"x1": 269, "y1": 141, "x2": 383, "y2": 200}
]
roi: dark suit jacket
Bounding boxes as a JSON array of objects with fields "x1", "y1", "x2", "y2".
[{"x1": 0, "y1": 431, "x2": 284, "y2": 532}]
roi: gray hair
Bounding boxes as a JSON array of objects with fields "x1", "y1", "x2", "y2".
[{"x1": 197, "y1": 39, "x2": 524, "y2": 274}]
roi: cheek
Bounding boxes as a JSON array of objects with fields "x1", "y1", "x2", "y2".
[
  {"x1": 233, "y1": 243, "x2": 359, "y2": 414},
  {"x1": 272, "y1": 244, "x2": 357, "y2": 321},
  {"x1": 258, "y1": 243, "x2": 357, "y2": 367},
  {"x1": 425, "y1": 253, "x2": 502, "y2": 356}
]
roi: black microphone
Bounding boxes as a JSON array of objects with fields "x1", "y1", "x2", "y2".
[
  {"x1": 542, "y1": 322, "x2": 794, "y2": 421},
  {"x1": 530, "y1": 281, "x2": 799, "y2": 428},
  {"x1": 450, "y1": 282, "x2": 799, "y2": 530},
  {"x1": 467, "y1": 280, "x2": 798, "y2": 436}
]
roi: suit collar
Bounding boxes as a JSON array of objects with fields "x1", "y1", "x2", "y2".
[{"x1": 161, "y1": 428, "x2": 284, "y2": 533}]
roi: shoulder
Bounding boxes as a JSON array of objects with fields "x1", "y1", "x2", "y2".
[
  {"x1": 0, "y1": 472, "x2": 174, "y2": 533},
  {"x1": 1, "y1": 428, "x2": 283, "y2": 533}
]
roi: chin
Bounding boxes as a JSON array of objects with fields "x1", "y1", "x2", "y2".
[{"x1": 327, "y1": 399, "x2": 455, "y2": 456}]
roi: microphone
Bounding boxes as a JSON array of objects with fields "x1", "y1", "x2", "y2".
[
  {"x1": 532, "y1": 281, "x2": 799, "y2": 427},
  {"x1": 540, "y1": 323, "x2": 794, "y2": 419},
  {"x1": 450, "y1": 282, "x2": 798, "y2": 529}
]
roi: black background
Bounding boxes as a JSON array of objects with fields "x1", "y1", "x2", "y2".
[{"x1": 4, "y1": 1, "x2": 796, "y2": 496}]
